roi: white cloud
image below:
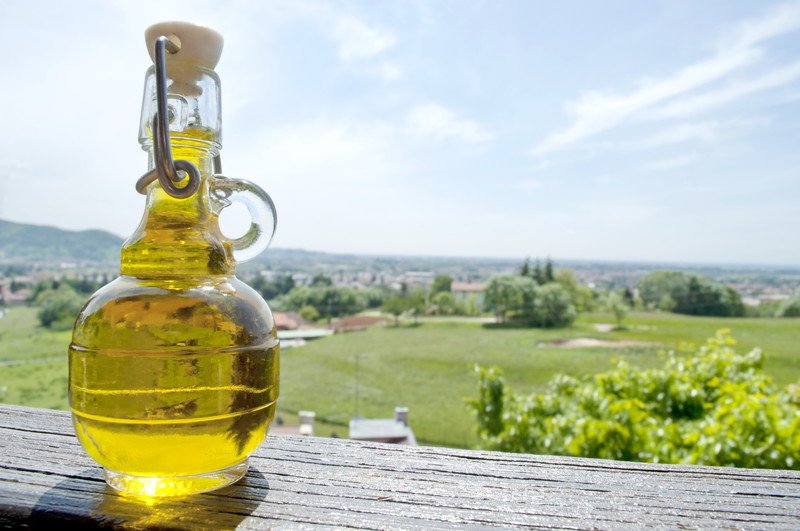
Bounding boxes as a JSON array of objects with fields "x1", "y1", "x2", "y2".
[
  {"x1": 532, "y1": 3, "x2": 800, "y2": 155},
  {"x1": 407, "y1": 103, "x2": 493, "y2": 143},
  {"x1": 640, "y1": 122, "x2": 719, "y2": 147},
  {"x1": 721, "y1": 2, "x2": 800, "y2": 49},
  {"x1": 333, "y1": 14, "x2": 396, "y2": 61},
  {"x1": 643, "y1": 154, "x2": 697, "y2": 171},
  {"x1": 648, "y1": 62, "x2": 800, "y2": 119}
]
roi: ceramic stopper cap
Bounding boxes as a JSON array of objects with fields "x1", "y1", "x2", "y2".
[{"x1": 145, "y1": 21, "x2": 224, "y2": 72}]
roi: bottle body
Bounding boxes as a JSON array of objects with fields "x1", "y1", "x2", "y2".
[
  {"x1": 68, "y1": 138, "x2": 279, "y2": 497},
  {"x1": 69, "y1": 274, "x2": 279, "y2": 496}
]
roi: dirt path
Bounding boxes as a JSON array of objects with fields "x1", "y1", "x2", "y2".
[{"x1": 541, "y1": 338, "x2": 654, "y2": 349}]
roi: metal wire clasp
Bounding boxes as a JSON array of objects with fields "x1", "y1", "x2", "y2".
[{"x1": 135, "y1": 36, "x2": 201, "y2": 199}]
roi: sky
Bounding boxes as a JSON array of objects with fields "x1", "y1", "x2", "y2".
[{"x1": 1, "y1": 0, "x2": 799, "y2": 265}]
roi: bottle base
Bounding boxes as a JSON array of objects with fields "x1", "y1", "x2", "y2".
[{"x1": 104, "y1": 461, "x2": 249, "y2": 497}]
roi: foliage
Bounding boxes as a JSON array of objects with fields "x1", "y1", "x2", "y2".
[
  {"x1": 484, "y1": 276, "x2": 527, "y2": 322},
  {"x1": 431, "y1": 275, "x2": 453, "y2": 296},
  {"x1": 484, "y1": 275, "x2": 575, "y2": 327},
  {"x1": 37, "y1": 285, "x2": 85, "y2": 330},
  {"x1": 519, "y1": 258, "x2": 531, "y2": 277},
  {"x1": 606, "y1": 291, "x2": 628, "y2": 328},
  {"x1": 381, "y1": 289, "x2": 426, "y2": 324},
  {"x1": 360, "y1": 287, "x2": 388, "y2": 309},
  {"x1": 406, "y1": 288, "x2": 427, "y2": 323},
  {"x1": 776, "y1": 295, "x2": 800, "y2": 318},
  {"x1": 638, "y1": 271, "x2": 744, "y2": 317},
  {"x1": 310, "y1": 273, "x2": 333, "y2": 287},
  {"x1": 298, "y1": 304, "x2": 320, "y2": 322},
  {"x1": 469, "y1": 331, "x2": 800, "y2": 470},
  {"x1": 382, "y1": 295, "x2": 408, "y2": 325},
  {"x1": 249, "y1": 274, "x2": 295, "y2": 301},
  {"x1": 544, "y1": 258, "x2": 555, "y2": 284},
  {"x1": 531, "y1": 283, "x2": 576, "y2": 328},
  {"x1": 431, "y1": 291, "x2": 460, "y2": 315},
  {"x1": 553, "y1": 269, "x2": 595, "y2": 312},
  {"x1": 282, "y1": 286, "x2": 364, "y2": 319}
]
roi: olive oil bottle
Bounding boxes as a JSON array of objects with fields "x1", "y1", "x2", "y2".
[{"x1": 69, "y1": 22, "x2": 279, "y2": 497}]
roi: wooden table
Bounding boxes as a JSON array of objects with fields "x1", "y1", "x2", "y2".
[{"x1": 1, "y1": 405, "x2": 798, "y2": 529}]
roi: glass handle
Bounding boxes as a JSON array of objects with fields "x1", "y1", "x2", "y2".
[{"x1": 209, "y1": 175, "x2": 277, "y2": 262}]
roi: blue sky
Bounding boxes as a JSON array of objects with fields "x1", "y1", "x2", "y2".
[{"x1": 1, "y1": 1, "x2": 799, "y2": 264}]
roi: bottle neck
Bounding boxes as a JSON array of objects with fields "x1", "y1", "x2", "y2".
[
  {"x1": 120, "y1": 141, "x2": 235, "y2": 279},
  {"x1": 144, "y1": 142, "x2": 215, "y2": 221}
]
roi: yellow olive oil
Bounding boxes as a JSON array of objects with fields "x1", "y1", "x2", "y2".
[{"x1": 69, "y1": 131, "x2": 279, "y2": 496}]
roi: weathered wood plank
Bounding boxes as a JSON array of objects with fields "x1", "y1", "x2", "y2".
[{"x1": 0, "y1": 405, "x2": 798, "y2": 529}]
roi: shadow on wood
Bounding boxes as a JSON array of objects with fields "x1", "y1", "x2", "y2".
[{"x1": 28, "y1": 467, "x2": 269, "y2": 530}]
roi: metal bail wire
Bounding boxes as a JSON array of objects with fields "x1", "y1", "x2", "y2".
[{"x1": 135, "y1": 36, "x2": 201, "y2": 199}]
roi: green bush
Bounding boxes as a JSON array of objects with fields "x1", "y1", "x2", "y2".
[
  {"x1": 531, "y1": 283, "x2": 576, "y2": 328},
  {"x1": 282, "y1": 286, "x2": 364, "y2": 319},
  {"x1": 469, "y1": 331, "x2": 799, "y2": 470},
  {"x1": 483, "y1": 276, "x2": 576, "y2": 328},
  {"x1": 37, "y1": 285, "x2": 85, "y2": 330},
  {"x1": 776, "y1": 295, "x2": 800, "y2": 318},
  {"x1": 638, "y1": 271, "x2": 744, "y2": 317}
]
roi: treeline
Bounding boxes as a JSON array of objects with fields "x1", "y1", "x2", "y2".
[
  {"x1": 637, "y1": 271, "x2": 744, "y2": 317},
  {"x1": 251, "y1": 273, "x2": 388, "y2": 322},
  {"x1": 249, "y1": 272, "x2": 481, "y2": 324}
]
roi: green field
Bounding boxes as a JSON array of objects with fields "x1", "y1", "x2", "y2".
[{"x1": 1, "y1": 306, "x2": 798, "y2": 447}]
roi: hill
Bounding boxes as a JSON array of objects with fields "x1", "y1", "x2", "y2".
[{"x1": 0, "y1": 219, "x2": 123, "y2": 263}]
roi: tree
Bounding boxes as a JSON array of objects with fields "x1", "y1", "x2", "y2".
[
  {"x1": 532, "y1": 260, "x2": 544, "y2": 285},
  {"x1": 9, "y1": 279, "x2": 26, "y2": 292},
  {"x1": 382, "y1": 295, "x2": 408, "y2": 326},
  {"x1": 519, "y1": 258, "x2": 531, "y2": 278},
  {"x1": 407, "y1": 288, "x2": 427, "y2": 324},
  {"x1": 544, "y1": 258, "x2": 555, "y2": 283},
  {"x1": 37, "y1": 284, "x2": 85, "y2": 330},
  {"x1": 283, "y1": 286, "x2": 364, "y2": 319},
  {"x1": 484, "y1": 275, "x2": 575, "y2": 327},
  {"x1": 250, "y1": 274, "x2": 295, "y2": 300},
  {"x1": 484, "y1": 276, "x2": 525, "y2": 322},
  {"x1": 606, "y1": 291, "x2": 628, "y2": 329},
  {"x1": 638, "y1": 271, "x2": 744, "y2": 317},
  {"x1": 310, "y1": 273, "x2": 333, "y2": 287},
  {"x1": 431, "y1": 291, "x2": 457, "y2": 315},
  {"x1": 530, "y1": 283, "x2": 576, "y2": 328},
  {"x1": 431, "y1": 275, "x2": 453, "y2": 296},
  {"x1": 553, "y1": 268, "x2": 595, "y2": 312},
  {"x1": 622, "y1": 287, "x2": 635, "y2": 307},
  {"x1": 470, "y1": 331, "x2": 800, "y2": 470},
  {"x1": 776, "y1": 295, "x2": 800, "y2": 317},
  {"x1": 299, "y1": 305, "x2": 319, "y2": 322}
]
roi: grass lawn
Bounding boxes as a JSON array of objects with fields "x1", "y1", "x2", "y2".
[
  {"x1": 280, "y1": 312, "x2": 800, "y2": 448},
  {"x1": 1, "y1": 306, "x2": 798, "y2": 448},
  {"x1": 0, "y1": 307, "x2": 69, "y2": 410}
]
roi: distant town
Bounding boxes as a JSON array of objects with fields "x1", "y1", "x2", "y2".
[{"x1": 3, "y1": 246, "x2": 799, "y2": 309}]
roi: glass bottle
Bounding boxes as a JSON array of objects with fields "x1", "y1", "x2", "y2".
[{"x1": 68, "y1": 22, "x2": 279, "y2": 497}]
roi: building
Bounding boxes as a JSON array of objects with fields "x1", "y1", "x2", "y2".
[
  {"x1": 270, "y1": 411, "x2": 316, "y2": 436},
  {"x1": 349, "y1": 407, "x2": 416, "y2": 445},
  {"x1": 330, "y1": 315, "x2": 389, "y2": 333},
  {"x1": 451, "y1": 281, "x2": 486, "y2": 307},
  {"x1": 273, "y1": 311, "x2": 310, "y2": 331}
]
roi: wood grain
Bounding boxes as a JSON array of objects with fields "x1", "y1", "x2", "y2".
[{"x1": 0, "y1": 404, "x2": 798, "y2": 529}]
